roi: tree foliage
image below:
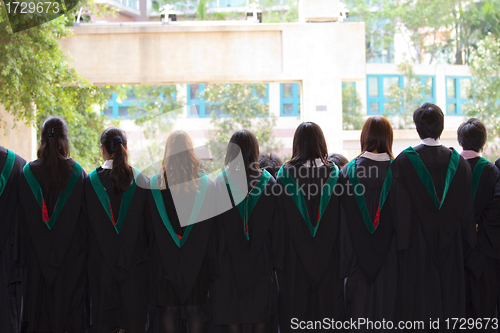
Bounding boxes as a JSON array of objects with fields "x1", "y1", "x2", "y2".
[
  {"x1": 346, "y1": 0, "x2": 500, "y2": 64},
  {"x1": 344, "y1": 0, "x2": 399, "y2": 62},
  {"x1": 0, "y1": 2, "x2": 111, "y2": 170},
  {"x1": 261, "y1": 0, "x2": 298, "y2": 23},
  {"x1": 384, "y1": 61, "x2": 431, "y2": 129},
  {"x1": 342, "y1": 83, "x2": 364, "y2": 130},
  {"x1": 464, "y1": 34, "x2": 500, "y2": 154},
  {"x1": 203, "y1": 83, "x2": 282, "y2": 172},
  {"x1": 111, "y1": 84, "x2": 183, "y2": 173}
]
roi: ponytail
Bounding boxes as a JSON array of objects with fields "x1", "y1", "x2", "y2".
[
  {"x1": 100, "y1": 128, "x2": 133, "y2": 193},
  {"x1": 37, "y1": 117, "x2": 71, "y2": 193}
]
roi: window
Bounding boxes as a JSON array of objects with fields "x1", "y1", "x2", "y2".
[
  {"x1": 103, "y1": 87, "x2": 174, "y2": 119},
  {"x1": 187, "y1": 84, "x2": 269, "y2": 118},
  {"x1": 280, "y1": 83, "x2": 300, "y2": 117},
  {"x1": 446, "y1": 76, "x2": 471, "y2": 115},
  {"x1": 104, "y1": 92, "x2": 135, "y2": 119},
  {"x1": 187, "y1": 84, "x2": 207, "y2": 117},
  {"x1": 366, "y1": 75, "x2": 436, "y2": 115}
]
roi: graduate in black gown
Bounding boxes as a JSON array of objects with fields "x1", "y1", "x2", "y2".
[
  {"x1": 339, "y1": 116, "x2": 397, "y2": 331},
  {"x1": 85, "y1": 128, "x2": 151, "y2": 332},
  {"x1": 18, "y1": 117, "x2": 89, "y2": 333},
  {"x1": 390, "y1": 103, "x2": 476, "y2": 329},
  {"x1": 148, "y1": 130, "x2": 218, "y2": 333},
  {"x1": 273, "y1": 122, "x2": 343, "y2": 332},
  {"x1": 213, "y1": 130, "x2": 278, "y2": 333},
  {"x1": 457, "y1": 119, "x2": 500, "y2": 329},
  {"x1": 259, "y1": 153, "x2": 283, "y2": 179},
  {"x1": 328, "y1": 153, "x2": 348, "y2": 169},
  {"x1": 0, "y1": 146, "x2": 25, "y2": 333}
]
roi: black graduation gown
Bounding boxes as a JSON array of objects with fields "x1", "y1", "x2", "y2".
[
  {"x1": 85, "y1": 168, "x2": 152, "y2": 333},
  {"x1": 273, "y1": 164, "x2": 343, "y2": 333},
  {"x1": 148, "y1": 178, "x2": 218, "y2": 307},
  {"x1": 339, "y1": 157, "x2": 398, "y2": 331},
  {"x1": 0, "y1": 147, "x2": 25, "y2": 333},
  {"x1": 212, "y1": 172, "x2": 278, "y2": 325},
  {"x1": 390, "y1": 144, "x2": 476, "y2": 329},
  {"x1": 18, "y1": 159, "x2": 88, "y2": 333},
  {"x1": 464, "y1": 157, "x2": 500, "y2": 327}
]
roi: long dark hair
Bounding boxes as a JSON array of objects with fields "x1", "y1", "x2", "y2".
[
  {"x1": 162, "y1": 130, "x2": 203, "y2": 193},
  {"x1": 359, "y1": 116, "x2": 394, "y2": 159},
  {"x1": 225, "y1": 130, "x2": 261, "y2": 182},
  {"x1": 100, "y1": 127, "x2": 133, "y2": 193},
  {"x1": 286, "y1": 122, "x2": 331, "y2": 167},
  {"x1": 37, "y1": 116, "x2": 72, "y2": 193}
]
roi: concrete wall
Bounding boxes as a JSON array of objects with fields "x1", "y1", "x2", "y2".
[{"x1": 0, "y1": 106, "x2": 36, "y2": 161}]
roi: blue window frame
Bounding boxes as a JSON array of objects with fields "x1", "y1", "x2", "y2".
[
  {"x1": 446, "y1": 76, "x2": 471, "y2": 116},
  {"x1": 187, "y1": 84, "x2": 269, "y2": 118},
  {"x1": 366, "y1": 74, "x2": 436, "y2": 115},
  {"x1": 280, "y1": 83, "x2": 300, "y2": 117},
  {"x1": 104, "y1": 92, "x2": 136, "y2": 119},
  {"x1": 103, "y1": 89, "x2": 173, "y2": 119}
]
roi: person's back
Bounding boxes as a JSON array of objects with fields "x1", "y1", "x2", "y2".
[
  {"x1": 457, "y1": 118, "x2": 500, "y2": 323},
  {"x1": 273, "y1": 122, "x2": 344, "y2": 332},
  {"x1": 84, "y1": 127, "x2": 151, "y2": 333},
  {"x1": 147, "y1": 130, "x2": 217, "y2": 333},
  {"x1": 390, "y1": 103, "x2": 476, "y2": 327},
  {"x1": 0, "y1": 146, "x2": 25, "y2": 333},
  {"x1": 339, "y1": 117, "x2": 398, "y2": 331},
  {"x1": 18, "y1": 117, "x2": 88, "y2": 333}
]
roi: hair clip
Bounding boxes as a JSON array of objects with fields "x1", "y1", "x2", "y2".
[
  {"x1": 113, "y1": 136, "x2": 123, "y2": 145},
  {"x1": 47, "y1": 128, "x2": 55, "y2": 138}
]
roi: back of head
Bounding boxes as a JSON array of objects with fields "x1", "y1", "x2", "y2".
[
  {"x1": 37, "y1": 116, "x2": 71, "y2": 192},
  {"x1": 360, "y1": 116, "x2": 394, "y2": 158},
  {"x1": 259, "y1": 153, "x2": 283, "y2": 178},
  {"x1": 457, "y1": 118, "x2": 487, "y2": 152},
  {"x1": 328, "y1": 153, "x2": 349, "y2": 169},
  {"x1": 100, "y1": 127, "x2": 133, "y2": 194},
  {"x1": 288, "y1": 122, "x2": 330, "y2": 167},
  {"x1": 225, "y1": 130, "x2": 260, "y2": 182},
  {"x1": 413, "y1": 103, "x2": 444, "y2": 140},
  {"x1": 163, "y1": 130, "x2": 202, "y2": 192}
]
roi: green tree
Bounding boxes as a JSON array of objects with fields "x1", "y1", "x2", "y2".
[
  {"x1": 0, "y1": 3, "x2": 111, "y2": 171},
  {"x1": 345, "y1": 0, "x2": 398, "y2": 62},
  {"x1": 464, "y1": 34, "x2": 500, "y2": 155},
  {"x1": 203, "y1": 83, "x2": 282, "y2": 172},
  {"x1": 261, "y1": 0, "x2": 298, "y2": 23},
  {"x1": 121, "y1": 84, "x2": 182, "y2": 173},
  {"x1": 342, "y1": 83, "x2": 364, "y2": 130},
  {"x1": 384, "y1": 61, "x2": 431, "y2": 129},
  {"x1": 197, "y1": 0, "x2": 207, "y2": 20}
]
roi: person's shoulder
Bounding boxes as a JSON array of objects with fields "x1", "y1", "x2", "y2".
[
  {"x1": 495, "y1": 157, "x2": 500, "y2": 170},
  {"x1": 484, "y1": 160, "x2": 500, "y2": 180}
]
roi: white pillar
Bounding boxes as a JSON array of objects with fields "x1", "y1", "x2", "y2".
[{"x1": 301, "y1": 77, "x2": 343, "y2": 153}]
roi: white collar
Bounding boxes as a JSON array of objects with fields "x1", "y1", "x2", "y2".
[
  {"x1": 303, "y1": 158, "x2": 324, "y2": 167},
  {"x1": 102, "y1": 159, "x2": 113, "y2": 169},
  {"x1": 461, "y1": 150, "x2": 482, "y2": 160},
  {"x1": 420, "y1": 138, "x2": 441, "y2": 146},
  {"x1": 360, "y1": 151, "x2": 391, "y2": 161}
]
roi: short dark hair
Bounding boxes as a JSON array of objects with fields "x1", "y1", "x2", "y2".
[
  {"x1": 327, "y1": 153, "x2": 349, "y2": 169},
  {"x1": 413, "y1": 103, "x2": 444, "y2": 140},
  {"x1": 259, "y1": 153, "x2": 283, "y2": 178},
  {"x1": 457, "y1": 118, "x2": 487, "y2": 152}
]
